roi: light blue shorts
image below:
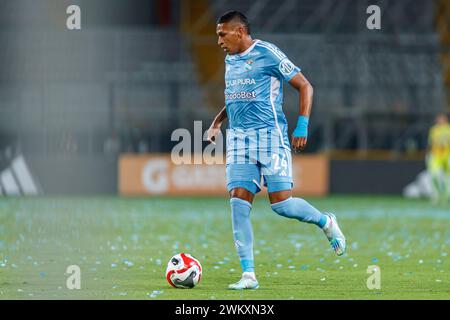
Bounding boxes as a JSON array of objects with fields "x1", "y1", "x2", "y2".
[{"x1": 226, "y1": 149, "x2": 293, "y2": 195}]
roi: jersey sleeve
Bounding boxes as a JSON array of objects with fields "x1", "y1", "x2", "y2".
[{"x1": 263, "y1": 43, "x2": 301, "y2": 82}]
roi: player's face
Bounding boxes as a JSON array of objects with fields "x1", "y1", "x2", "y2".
[
  {"x1": 216, "y1": 23, "x2": 243, "y2": 55},
  {"x1": 436, "y1": 114, "x2": 448, "y2": 125}
]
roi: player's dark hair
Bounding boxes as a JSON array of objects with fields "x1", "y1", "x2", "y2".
[{"x1": 217, "y1": 11, "x2": 250, "y2": 35}]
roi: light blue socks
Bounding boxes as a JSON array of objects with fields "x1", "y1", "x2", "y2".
[
  {"x1": 230, "y1": 197, "x2": 254, "y2": 273},
  {"x1": 271, "y1": 197, "x2": 327, "y2": 228},
  {"x1": 231, "y1": 196, "x2": 327, "y2": 274}
]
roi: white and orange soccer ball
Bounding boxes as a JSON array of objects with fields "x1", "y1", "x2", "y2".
[{"x1": 165, "y1": 253, "x2": 202, "y2": 289}]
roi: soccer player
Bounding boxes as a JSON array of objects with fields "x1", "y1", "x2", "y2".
[
  {"x1": 207, "y1": 11, "x2": 346, "y2": 290},
  {"x1": 427, "y1": 113, "x2": 450, "y2": 204}
]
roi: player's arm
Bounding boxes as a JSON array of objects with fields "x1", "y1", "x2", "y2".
[
  {"x1": 207, "y1": 106, "x2": 227, "y2": 145},
  {"x1": 288, "y1": 72, "x2": 314, "y2": 152}
]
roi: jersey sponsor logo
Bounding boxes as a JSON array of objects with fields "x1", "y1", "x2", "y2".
[
  {"x1": 279, "y1": 58, "x2": 295, "y2": 76},
  {"x1": 226, "y1": 78, "x2": 256, "y2": 87},
  {"x1": 225, "y1": 91, "x2": 257, "y2": 100}
]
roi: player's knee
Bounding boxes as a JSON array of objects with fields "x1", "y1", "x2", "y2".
[
  {"x1": 268, "y1": 187, "x2": 292, "y2": 204},
  {"x1": 230, "y1": 188, "x2": 254, "y2": 203}
]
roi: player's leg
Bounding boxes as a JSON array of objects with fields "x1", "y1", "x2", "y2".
[
  {"x1": 268, "y1": 188, "x2": 345, "y2": 256},
  {"x1": 435, "y1": 158, "x2": 448, "y2": 203},
  {"x1": 428, "y1": 155, "x2": 442, "y2": 203},
  {"x1": 229, "y1": 187, "x2": 255, "y2": 274},
  {"x1": 268, "y1": 189, "x2": 327, "y2": 227},
  {"x1": 442, "y1": 156, "x2": 450, "y2": 203},
  {"x1": 443, "y1": 175, "x2": 449, "y2": 203},
  {"x1": 264, "y1": 150, "x2": 346, "y2": 255},
  {"x1": 226, "y1": 163, "x2": 260, "y2": 289}
]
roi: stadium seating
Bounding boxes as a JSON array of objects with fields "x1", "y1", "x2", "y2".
[{"x1": 0, "y1": 0, "x2": 446, "y2": 155}]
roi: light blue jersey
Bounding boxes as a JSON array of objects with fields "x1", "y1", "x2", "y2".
[
  {"x1": 225, "y1": 39, "x2": 301, "y2": 151},
  {"x1": 224, "y1": 39, "x2": 301, "y2": 194}
]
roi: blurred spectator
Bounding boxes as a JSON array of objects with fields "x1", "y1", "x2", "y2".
[
  {"x1": 104, "y1": 132, "x2": 121, "y2": 155},
  {"x1": 138, "y1": 139, "x2": 149, "y2": 153},
  {"x1": 62, "y1": 132, "x2": 78, "y2": 155}
]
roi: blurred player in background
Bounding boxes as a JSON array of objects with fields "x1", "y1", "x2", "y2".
[
  {"x1": 207, "y1": 11, "x2": 346, "y2": 290},
  {"x1": 427, "y1": 113, "x2": 450, "y2": 204}
]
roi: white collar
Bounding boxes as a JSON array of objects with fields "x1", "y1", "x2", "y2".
[
  {"x1": 227, "y1": 39, "x2": 260, "y2": 59},
  {"x1": 238, "y1": 39, "x2": 259, "y2": 57}
]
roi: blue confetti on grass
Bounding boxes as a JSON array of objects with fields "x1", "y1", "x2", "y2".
[{"x1": 300, "y1": 265, "x2": 309, "y2": 270}]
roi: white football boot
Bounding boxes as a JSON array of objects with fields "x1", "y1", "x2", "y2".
[
  {"x1": 322, "y1": 212, "x2": 346, "y2": 256},
  {"x1": 228, "y1": 272, "x2": 259, "y2": 290}
]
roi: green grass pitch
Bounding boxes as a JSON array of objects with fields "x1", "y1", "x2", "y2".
[{"x1": 0, "y1": 195, "x2": 449, "y2": 300}]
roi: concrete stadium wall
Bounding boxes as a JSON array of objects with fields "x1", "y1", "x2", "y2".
[
  {"x1": 29, "y1": 156, "x2": 117, "y2": 195},
  {"x1": 329, "y1": 159, "x2": 425, "y2": 194}
]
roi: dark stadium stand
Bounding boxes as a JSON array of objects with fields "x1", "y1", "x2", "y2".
[{"x1": 0, "y1": 0, "x2": 447, "y2": 156}]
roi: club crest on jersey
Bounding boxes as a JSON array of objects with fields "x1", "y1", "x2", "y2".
[
  {"x1": 279, "y1": 58, "x2": 295, "y2": 75},
  {"x1": 244, "y1": 59, "x2": 253, "y2": 71}
]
